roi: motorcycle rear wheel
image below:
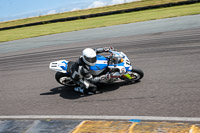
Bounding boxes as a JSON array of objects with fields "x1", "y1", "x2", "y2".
[{"x1": 55, "y1": 72, "x2": 76, "y2": 87}]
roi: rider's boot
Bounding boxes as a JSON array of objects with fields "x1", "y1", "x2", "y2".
[
  {"x1": 74, "y1": 86, "x2": 97, "y2": 95},
  {"x1": 74, "y1": 86, "x2": 85, "y2": 94}
]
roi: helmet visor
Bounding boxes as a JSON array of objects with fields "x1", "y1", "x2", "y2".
[{"x1": 84, "y1": 55, "x2": 96, "y2": 64}]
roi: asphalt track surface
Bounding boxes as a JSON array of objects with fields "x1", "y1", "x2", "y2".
[
  {"x1": 1, "y1": 14, "x2": 200, "y2": 54},
  {"x1": 0, "y1": 16, "x2": 200, "y2": 119}
]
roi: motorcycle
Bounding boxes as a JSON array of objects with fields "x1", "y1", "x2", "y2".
[{"x1": 49, "y1": 49, "x2": 144, "y2": 87}]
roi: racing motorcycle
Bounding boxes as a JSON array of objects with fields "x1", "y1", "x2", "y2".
[{"x1": 49, "y1": 49, "x2": 144, "y2": 87}]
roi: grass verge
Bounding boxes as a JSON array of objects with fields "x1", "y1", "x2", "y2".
[
  {"x1": 0, "y1": 0, "x2": 192, "y2": 28},
  {"x1": 0, "y1": 3, "x2": 200, "y2": 43}
]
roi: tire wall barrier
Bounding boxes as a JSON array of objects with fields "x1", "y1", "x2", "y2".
[{"x1": 1, "y1": 0, "x2": 200, "y2": 31}]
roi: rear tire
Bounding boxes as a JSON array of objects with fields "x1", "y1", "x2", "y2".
[{"x1": 55, "y1": 72, "x2": 76, "y2": 87}]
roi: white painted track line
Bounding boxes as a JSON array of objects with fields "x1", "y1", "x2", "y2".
[{"x1": 0, "y1": 115, "x2": 200, "y2": 122}]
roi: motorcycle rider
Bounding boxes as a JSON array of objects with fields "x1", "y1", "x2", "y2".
[{"x1": 68, "y1": 47, "x2": 113, "y2": 94}]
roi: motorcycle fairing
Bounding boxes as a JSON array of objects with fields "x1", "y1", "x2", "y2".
[
  {"x1": 89, "y1": 55, "x2": 108, "y2": 76},
  {"x1": 49, "y1": 60, "x2": 68, "y2": 73},
  {"x1": 108, "y1": 63, "x2": 131, "y2": 72},
  {"x1": 107, "y1": 51, "x2": 133, "y2": 73}
]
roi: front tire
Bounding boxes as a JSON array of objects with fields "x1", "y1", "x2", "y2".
[
  {"x1": 55, "y1": 72, "x2": 76, "y2": 87},
  {"x1": 130, "y1": 68, "x2": 144, "y2": 82}
]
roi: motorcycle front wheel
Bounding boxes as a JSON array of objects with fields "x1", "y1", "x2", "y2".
[
  {"x1": 129, "y1": 68, "x2": 144, "y2": 82},
  {"x1": 55, "y1": 72, "x2": 76, "y2": 87}
]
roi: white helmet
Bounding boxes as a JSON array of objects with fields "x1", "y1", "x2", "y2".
[{"x1": 82, "y1": 48, "x2": 97, "y2": 66}]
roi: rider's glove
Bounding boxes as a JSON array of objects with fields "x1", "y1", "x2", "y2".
[
  {"x1": 109, "y1": 46, "x2": 114, "y2": 51},
  {"x1": 103, "y1": 46, "x2": 115, "y2": 52},
  {"x1": 103, "y1": 47, "x2": 110, "y2": 52}
]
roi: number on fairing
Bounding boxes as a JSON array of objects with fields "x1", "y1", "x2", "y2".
[{"x1": 126, "y1": 60, "x2": 131, "y2": 65}]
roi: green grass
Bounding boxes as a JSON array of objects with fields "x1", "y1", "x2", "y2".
[
  {"x1": 0, "y1": 0, "x2": 191, "y2": 28},
  {"x1": 0, "y1": 3, "x2": 200, "y2": 42}
]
